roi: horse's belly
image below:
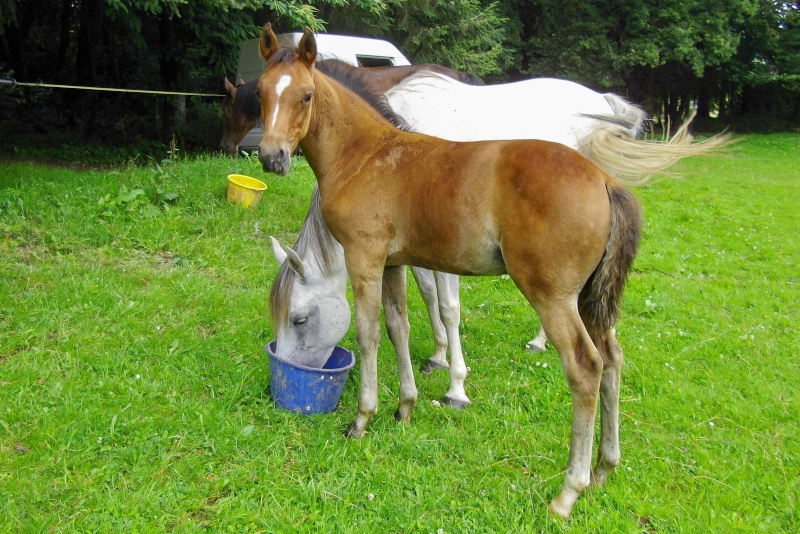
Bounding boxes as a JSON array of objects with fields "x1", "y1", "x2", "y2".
[{"x1": 387, "y1": 237, "x2": 507, "y2": 277}]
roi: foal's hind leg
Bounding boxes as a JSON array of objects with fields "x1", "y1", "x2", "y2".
[
  {"x1": 512, "y1": 289, "x2": 603, "y2": 519},
  {"x1": 382, "y1": 265, "x2": 418, "y2": 424},
  {"x1": 410, "y1": 267, "x2": 449, "y2": 373},
  {"x1": 589, "y1": 327, "x2": 623, "y2": 487}
]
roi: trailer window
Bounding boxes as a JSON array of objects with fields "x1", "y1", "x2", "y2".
[{"x1": 356, "y1": 56, "x2": 395, "y2": 67}]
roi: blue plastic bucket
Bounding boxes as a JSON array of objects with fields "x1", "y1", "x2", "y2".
[{"x1": 265, "y1": 341, "x2": 355, "y2": 414}]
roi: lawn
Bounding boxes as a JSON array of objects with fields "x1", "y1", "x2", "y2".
[{"x1": 0, "y1": 134, "x2": 798, "y2": 532}]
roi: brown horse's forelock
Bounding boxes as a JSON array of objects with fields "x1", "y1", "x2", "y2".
[{"x1": 269, "y1": 187, "x2": 341, "y2": 330}]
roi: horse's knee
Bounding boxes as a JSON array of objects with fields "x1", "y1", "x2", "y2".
[{"x1": 436, "y1": 286, "x2": 460, "y2": 324}]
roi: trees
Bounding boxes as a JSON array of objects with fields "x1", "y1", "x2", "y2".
[
  {"x1": 1, "y1": 0, "x2": 796, "y2": 150},
  {"x1": 714, "y1": 0, "x2": 800, "y2": 127},
  {"x1": 508, "y1": 0, "x2": 757, "y2": 124},
  {"x1": 0, "y1": 0, "x2": 342, "y2": 145}
]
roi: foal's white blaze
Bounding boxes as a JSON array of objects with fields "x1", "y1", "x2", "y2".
[{"x1": 270, "y1": 74, "x2": 293, "y2": 129}]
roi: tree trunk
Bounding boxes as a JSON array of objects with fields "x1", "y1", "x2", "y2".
[{"x1": 697, "y1": 70, "x2": 712, "y2": 120}]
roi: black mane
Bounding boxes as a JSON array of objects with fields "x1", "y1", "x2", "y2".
[{"x1": 232, "y1": 79, "x2": 261, "y2": 121}]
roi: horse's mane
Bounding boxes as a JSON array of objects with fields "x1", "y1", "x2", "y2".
[
  {"x1": 229, "y1": 79, "x2": 261, "y2": 122},
  {"x1": 269, "y1": 186, "x2": 341, "y2": 330},
  {"x1": 316, "y1": 58, "x2": 410, "y2": 130},
  {"x1": 267, "y1": 48, "x2": 408, "y2": 130}
]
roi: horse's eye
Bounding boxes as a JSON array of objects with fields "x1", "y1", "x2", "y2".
[
  {"x1": 293, "y1": 316, "x2": 308, "y2": 326},
  {"x1": 302, "y1": 93, "x2": 313, "y2": 105}
]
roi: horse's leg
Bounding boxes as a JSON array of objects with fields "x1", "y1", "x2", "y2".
[
  {"x1": 589, "y1": 327, "x2": 623, "y2": 487},
  {"x1": 434, "y1": 272, "x2": 471, "y2": 409},
  {"x1": 536, "y1": 303, "x2": 602, "y2": 519},
  {"x1": 382, "y1": 265, "x2": 418, "y2": 424},
  {"x1": 410, "y1": 267, "x2": 449, "y2": 373},
  {"x1": 525, "y1": 323, "x2": 549, "y2": 353},
  {"x1": 343, "y1": 258, "x2": 384, "y2": 439},
  {"x1": 509, "y1": 272, "x2": 602, "y2": 519}
]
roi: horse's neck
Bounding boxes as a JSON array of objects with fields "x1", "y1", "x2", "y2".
[
  {"x1": 301, "y1": 71, "x2": 395, "y2": 185},
  {"x1": 367, "y1": 66, "x2": 413, "y2": 93}
]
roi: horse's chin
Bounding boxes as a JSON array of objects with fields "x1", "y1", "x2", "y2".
[
  {"x1": 259, "y1": 157, "x2": 290, "y2": 176},
  {"x1": 264, "y1": 163, "x2": 290, "y2": 176},
  {"x1": 258, "y1": 146, "x2": 292, "y2": 176}
]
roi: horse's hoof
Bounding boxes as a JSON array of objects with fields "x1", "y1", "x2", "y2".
[
  {"x1": 526, "y1": 341, "x2": 546, "y2": 353},
  {"x1": 590, "y1": 464, "x2": 615, "y2": 487},
  {"x1": 393, "y1": 408, "x2": 412, "y2": 424},
  {"x1": 443, "y1": 395, "x2": 471, "y2": 410},
  {"x1": 547, "y1": 501, "x2": 570, "y2": 521},
  {"x1": 343, "y1": 422, "x2": 365, "y2": 439},
  {"x1": 420, "y1": 359, "x2": 449, "y2": 375}
]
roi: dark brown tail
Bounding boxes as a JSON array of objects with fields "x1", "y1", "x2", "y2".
[{"x1": 579, "y1": 185, "x2": 642, "y2": 331}]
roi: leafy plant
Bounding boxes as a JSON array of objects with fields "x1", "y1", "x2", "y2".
[{"x1": 97, "y1": 186, "x2": 148, "y2": 217}]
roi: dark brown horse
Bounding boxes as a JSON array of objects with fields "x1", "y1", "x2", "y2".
[
  {"x1": 254, "y1": 23, "x2": 644, "y2": 519},
  {"x1": 220, "y1": 59, "x2": 482, "y2": 156},
  {"x1": 361, "y1": 63, "x2": 483, "y2": 93}
]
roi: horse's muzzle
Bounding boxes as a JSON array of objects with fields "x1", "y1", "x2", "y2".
[
  {"x1": 221, "y1": 142, "x2": 239, "y2": 157},
  {"x1": 258, "y1": 146, "x2": 291, "y2": 175}
]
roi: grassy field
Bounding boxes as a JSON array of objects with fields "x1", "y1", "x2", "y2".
[{"x1": 0, "y1": 134, "x2": 798, "y2": 532}]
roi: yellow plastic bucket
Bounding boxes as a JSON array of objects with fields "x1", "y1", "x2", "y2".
[{"x1": 226, "y1": 174, "x2": 267, "y2": 208}]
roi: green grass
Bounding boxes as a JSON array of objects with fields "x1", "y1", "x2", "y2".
[{"x1": 1, "y1": 135, "x2": 798, "y2": 532}]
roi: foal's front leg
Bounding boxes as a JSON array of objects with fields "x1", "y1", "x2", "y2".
[{"x1": 344, "y1": 263, "x2": 384, "y2": 439}]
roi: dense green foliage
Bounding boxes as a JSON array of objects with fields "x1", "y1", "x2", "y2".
[
  {"x1": 0, "y1": 1, "x2": 798, "y2": 149},
  {"x1": 0, "y1": 135, "x2": 798, "y2": 531}
]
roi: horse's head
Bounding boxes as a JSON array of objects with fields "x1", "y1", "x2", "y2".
[
  {"x1": 256, "y1": 23, "x2": 317, "y2": 175},
  {"x1": 269, "y1": 236, "x2": 350, "y2": 368},
  {"x1": 220, "y1": 76, "x2": 258, "y2": 157}
]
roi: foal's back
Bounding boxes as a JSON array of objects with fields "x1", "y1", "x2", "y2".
[{"x1": 322, "y1": 131, "x2": 613, "y2": 281}]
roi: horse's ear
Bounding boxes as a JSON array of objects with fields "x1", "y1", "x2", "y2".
[
  {"x1": 284, "y1": 246, "x2": 307, "y2": 280},
  {"x1": 297, "y1": 26, "x2": 317, "y2": 68},
  {"x1": 224, "y1": 77, "x2": 237, "y2": 97},
  {"x1": 260, "y1": 22, "x2": 280, "y2": 62},
  {"x1": 270, "y1": 236, "x2": 288, "y2": 265},
  {"x1": 270, "y1": 236, "x2": 307, "y2": 279}
]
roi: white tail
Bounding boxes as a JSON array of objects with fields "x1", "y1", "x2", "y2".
[{"x1": 580, "y1": 109, "x2": 732, "y2": 186}]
